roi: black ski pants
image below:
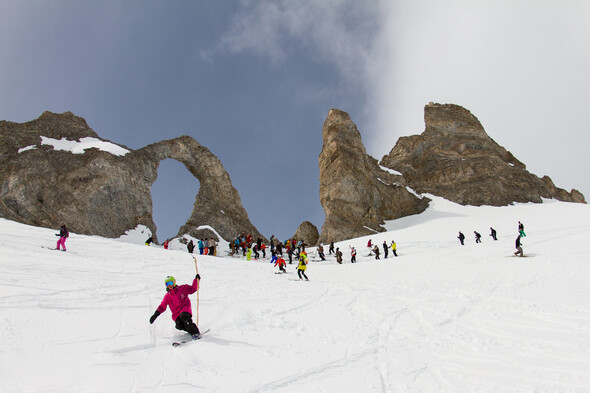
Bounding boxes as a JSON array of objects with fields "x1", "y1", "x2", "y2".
[
  {"x1": 298, "y1": 269, "x2": 308, "y2": 280},
  {"x1": 175, "y1": 312, "x2": 200, "y2": 336}
]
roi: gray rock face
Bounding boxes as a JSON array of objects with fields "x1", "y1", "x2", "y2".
[
  {"x1": 292, "y1": 221, "x2": 319, "y2": 246},
  {"x1": 380, "y1": 103, "x2": 586, "y2": 206},
  {"x1": 318, "y1": 109, "x2": 430, "y2": 244},
  {"x1": 0, "y1": 111, "x2": 264, "y2": 242}
]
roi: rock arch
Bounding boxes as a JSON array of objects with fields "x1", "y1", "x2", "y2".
[
  {"x1": 0, "y1": 112, "x2": 264, "y2": 243},
  {"x1": 138, "y1": 136, "x2": 264, "y2": 242}
]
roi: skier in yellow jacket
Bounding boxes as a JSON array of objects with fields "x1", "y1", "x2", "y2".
[
  {"x1": 297, "y1": 251, "x2": 309, "y2": 281},
  {"x1": 391, "y1": 240, "x2": 398, "y2": 257}
]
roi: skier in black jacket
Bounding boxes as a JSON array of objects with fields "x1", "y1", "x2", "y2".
[{"x1": 458, "y1": 231, "x2": 465, "y2": 245}]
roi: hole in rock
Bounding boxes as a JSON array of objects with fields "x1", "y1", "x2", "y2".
[{"x1": 151, "y1": 159, "x2": 199, "y2": 242}]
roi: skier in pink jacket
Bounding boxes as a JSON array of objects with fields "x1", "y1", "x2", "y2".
[{"x1": 149, "y1": 274, "x2": 201, "y2": 338}]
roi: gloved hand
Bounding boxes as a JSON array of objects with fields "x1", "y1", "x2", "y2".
[
  {"x1": 196, "y1": 274, "x2": 201, "y2": 280},
  {"x1": 149, "y1": 310, "x2": 161, "y2": 324}
]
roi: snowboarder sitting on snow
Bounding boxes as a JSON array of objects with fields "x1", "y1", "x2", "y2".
[
  {"x1": 274, "y1": 257, "x2": 287, "y2": 273},
  {"x1": 56, "y1": 223, "x2": 69, "y2": 251},
  {"x1": 149, "y1": 275, "x2": 201, "y2": 339}
]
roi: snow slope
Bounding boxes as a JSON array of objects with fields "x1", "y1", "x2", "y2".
[{"x1": 1, "y1": 197, "x2": 590, "y2": 393}]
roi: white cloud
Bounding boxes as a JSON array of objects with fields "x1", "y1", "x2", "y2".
[
  {"x1": 217, "y1": 0, "x2": 590, "y2": 197},
  {"x1": 218, "y1": 0, "x2": 379, "y2": 82}
]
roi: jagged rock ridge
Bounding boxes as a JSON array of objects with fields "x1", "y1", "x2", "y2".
[
  {"x1": 0, "y1": 111, "x2": 264, "y2": 242},
  {"x1": 318, "y1": 109, "x2": 430, "y2": 244},
  {"x1": 380, "y1": 103, "x2": 585, "y2": 206}
]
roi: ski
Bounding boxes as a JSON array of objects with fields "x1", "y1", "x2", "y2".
[{"x1": 172, "y1": 329, "x2": 209, "y2": 347}]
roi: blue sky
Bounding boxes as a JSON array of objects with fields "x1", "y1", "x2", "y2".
[{"x1": 1, "y1": 1, "x2": 588, "y2": 241}]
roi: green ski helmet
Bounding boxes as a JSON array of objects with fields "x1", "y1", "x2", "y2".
[{"x1": 165, "y1": 276, "x2": 176, "y2": 290}]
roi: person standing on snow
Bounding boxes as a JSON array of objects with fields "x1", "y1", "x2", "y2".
[
  {"x1": 335, "y1": 247, "x2": 343, "y2": 264},
  {"x1": 187, "y1": 240, "x2": 195, "y2": 254},
  {"x1": 474, "y1": 231, "x2": 482, "y2": 243},
  {"x1": 56, "y1": 223, "x2": 69, "y2": 251},
  {"x1": 149, "y1": 274, "x2": 201, "y2": 339},
  {"x1": 383, "y1": 241, "x2": 389, "y2": 258},
  {"x1": 297, "y1": 251, "x2": 309, "y2": 281},
  {"x1": 329, "y1": 242, "x2": 335, "y2": 255},
  {"x1": 350, "y1": 246, "x2": 357, "y2": 263},
  {"x1": 490, "y1": 227, "x2": 497, "y2": 241},
  {"x1": 317, "y1": 244, "x2": 326, "y2": 261},
  {"x1": 208, "y1": 238, "x2": 216, "y2": 256},
  {"x1": 514, "y1": 235, "x2": 524, "y2": 257},
  {"x1": 373, "y1": 245, "x2": 380, "y2": 260},
  {"x1": 458, "y1": 231, "x2": 465, "y2": 246},
  {"x1": 391, "y1": 240, "x2": 398, "y2": 257}
]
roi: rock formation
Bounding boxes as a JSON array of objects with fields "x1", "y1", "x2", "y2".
[
  {"x1": 292, "y1": 221, "x2": 319, "y2": 246},
  {"x1": 318, "y1": 109, "x2": 430, "y2": 244},
  {"x1": 380, "y1": 103, "x2": 586, "y2": 206},
  {"x1": 0, "y1": 111, "x2": 264, "y2": 242}
]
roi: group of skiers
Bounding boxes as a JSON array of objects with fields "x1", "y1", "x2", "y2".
[
  {"x1": 457, "y1": 221, "x2": 527, "y2": 257},
  {"x1": 364, "y1": 239, "x2": 398, "y2": 261}
]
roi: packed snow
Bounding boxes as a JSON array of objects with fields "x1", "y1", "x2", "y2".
[
  {"x1": 18, "y1": 136, "x2": 130, "y2": 156},
  {"x1": 1, "y1": 196, "x2": 590, "y2": 392}
]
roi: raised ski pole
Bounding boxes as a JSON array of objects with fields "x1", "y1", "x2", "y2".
[{"x1": 193, "y1": 256, "x2": 200, "y2": 326}]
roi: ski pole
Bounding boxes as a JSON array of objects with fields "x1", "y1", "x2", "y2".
[{"x1": 193, "y1": 256, "x2": 200, "y2": 326}]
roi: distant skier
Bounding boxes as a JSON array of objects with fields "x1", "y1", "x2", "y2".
[
  {"x1": 56, "y1": 223, "x2": 69, "y2": 251},
  {"x1": 518, "y1": 221, "x2": 526, "y2": 237},
  {"x1": 261, "y1": 243, "x2": 267, "y2": 258},
  {"x1": 208, "y1": 238, "x2": 216, "y2": 255},
  {"x1": 350, "y1": 246, "x2": 357, "y2": 263},
  {"x1": 458, "y1": 231, "x2": 465, "y2": 246},
  {"x1": 297, "y1": 251, "x2": 309, "y2": 281},
  {"x1": 490, "y1": 227, "x2": 497, "y2": 241},
  {"x1": 383, "y1": 241, "x2": 389, "y2": 258},
  {"x1": 317, "y1": 244, "x2": 326, "y2": 261},
  {"x1": 198, "y1": 239, "x2": 204, "y2": 255},
  {"x1": 163, "y1": 240, "x2": 169, "y2": 250},
  {"x1": 474, "y1": 231, "x2": 482, "y2": 243},
  {"x1": 145, "y1": 236, "x2": 154, "y2": 246},
  {"x1": 514, "y1": 235, "x2": 524, "y2": 257},
  {"x1": 373, "y1": 245, "x2": 380, "y2": 260},
  {"x1": 335, "y1": 247, "x2": 343, "y2": 264},
  {"x1": 149, "y1": 274, "x2": 201, "y2": 339},
  {"x1": 274, "y1": 257, "x2": 287, "y2": 273},
  {"x1": 187, "y1": 240, "x2": 195, "y2": 254},
  {"x1": 247, "y1": 246, "x2": 253, "y2": 261},
  {"x1": 391, "y1": 240, "x2": 397, "y2": 257}
]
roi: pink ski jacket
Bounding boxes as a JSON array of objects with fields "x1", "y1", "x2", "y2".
[{"x1": 156, "y1": 277, "x2": 199, "y2": 321}]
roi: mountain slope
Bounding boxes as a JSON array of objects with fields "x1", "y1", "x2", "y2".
[{"x1": 1, "y1": 198, "x2": 589, "y2": 392}]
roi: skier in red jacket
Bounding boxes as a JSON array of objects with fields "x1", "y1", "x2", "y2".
[
  {"x1": 149, "y1": 274, "x2": 201, "y2": 338},
  {"x1": 274, "y1": 257, "x2": 287, "y2": 273}
]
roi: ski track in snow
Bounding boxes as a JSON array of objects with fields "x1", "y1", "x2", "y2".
[{"x1": 1, "y1": 199, "x2": 590, "y2": 392}]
